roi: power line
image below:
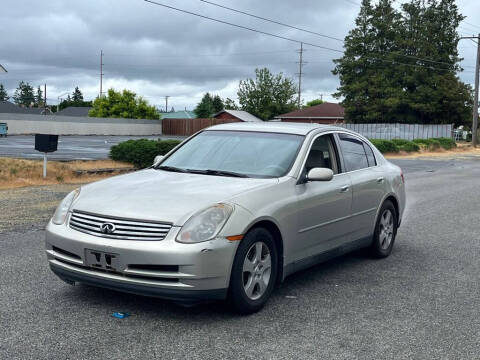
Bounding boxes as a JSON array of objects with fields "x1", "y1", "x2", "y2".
[
  {"x1": 143, "y1": 0, "x2": 344, "y2": 54},
  {"x1": 198, "y1": 0, "x2": 344, "y2": 42},
  {"x1": 143, "y1": 0, "x2": 472, "y2": 72}
]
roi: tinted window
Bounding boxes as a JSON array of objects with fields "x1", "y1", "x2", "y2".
[
  {"x1": 339, "y1": 134, "x2": 369, "y2": 171},
  {"x1": 304, "y1": 135, "x2": 339, "y2": 174},
  {"x1": 363, "y1": 143, "x2": 377, "y2": 167}
]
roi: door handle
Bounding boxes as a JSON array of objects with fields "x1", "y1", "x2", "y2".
[
  {"x1": 376, "y1": 177, "x2": 385, "y2": 183},
  {"x1": 340, "y1": 185, "x2": 349, "y2": 193}
]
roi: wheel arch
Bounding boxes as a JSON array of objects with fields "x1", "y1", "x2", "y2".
[
  {"x1": 376, "y1": 193, "x2": 400, "y2": 227},
  {"x1": 244, "y1": 218, "x2": 285, "y2": 284}
]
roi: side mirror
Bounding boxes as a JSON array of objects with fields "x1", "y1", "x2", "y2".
[
  {"x1": 153, "y1": 155, "x2": 164, "y2": 167},
  {"x1": 307, "y1": 167, "x2": 334, "y2": 182}
]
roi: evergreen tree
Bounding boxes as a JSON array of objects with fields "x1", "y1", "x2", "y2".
[
  {"x1": 12, "y1": 81, "x2": 35, "y2": 107},
  {"x1": 0, "y1": 84, "x2": 8, "y2": 101},
  {"x1": 333, "y1": 0, "x2": 471, "y2": 126},
  {"x1": 212, "y1": 95, "x2": 224, "y2": 113},
  {"x1": 35, "y1": 86, "x2": 44, "y2": 107},
  {"x1": 71, "y1": 86, "x2": 84, "y2": 103},
  {"x1": 194, "y1": 93, "x2": 215, "y2": 118}
]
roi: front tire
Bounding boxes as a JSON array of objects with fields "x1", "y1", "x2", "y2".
[
  {"x1": 229, "y1": 227, "x2": 278, "y2": 314},
  {"x1": 370, "y1": 200, "x2": 398, "y2": 258}
]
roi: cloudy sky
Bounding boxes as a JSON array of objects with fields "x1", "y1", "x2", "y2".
[{"x1": 1, "y1": 0, "x2": 479, "y2": 111}]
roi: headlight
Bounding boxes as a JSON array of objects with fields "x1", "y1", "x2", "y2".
[
  {"x1": 52, "y1": 188, "x2": 80, "y2": 225},
  {"x1": 176, "y1": 204, "x2": 233, "y2": 243}
]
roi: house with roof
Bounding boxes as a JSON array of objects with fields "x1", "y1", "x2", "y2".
[
  {"x1": 213, "y1": 109, "x2": 262, "y2": 122},
  {"x1": 160, "y1": 110, "x2": 196, "y2": 119},
  {"x1": 274, "y1": 102, "x2": 344, "y2": 124},
  {"x1": 0, "y1": 101, "x2": 47, "y2": 115},
  {"x1": 54, "y1": 106, "x2": 92, "y2": 117}
]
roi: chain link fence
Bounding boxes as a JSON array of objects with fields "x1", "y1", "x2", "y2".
[{"x1": 337, "y1": 123, "x2": 453, "y2": 140}]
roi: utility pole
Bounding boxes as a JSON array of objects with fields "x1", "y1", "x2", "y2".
[
  {"x1": 44, "y1": 83, "x2": 47, "y2": 115},
  {"x1": 473, "y1": 34, "x2": 479, "y2": 147},
  {"x1": 164, "y1": 96, "x2": 170, "y2": 112},
  {"x1": 296, "y1": 42, "x2": 306, "y2": 109},
  {"x1": 459, "y1": 35, "x2": 480, "y2": 147},
  {"x1": 99, "y1": 50, "x2": 104, "y2": 98}
]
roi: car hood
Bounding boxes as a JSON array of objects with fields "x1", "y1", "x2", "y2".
[{"x1": 73, "y1": 169, "x2": 277, "y2": 225}]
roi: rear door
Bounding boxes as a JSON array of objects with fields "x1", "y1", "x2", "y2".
[
  {"x1": 337, "y1": 133, "x2": 386, "y2": 241},
  {"x1": 294, "y1": 133, "x2": 353, "y2": 262}
]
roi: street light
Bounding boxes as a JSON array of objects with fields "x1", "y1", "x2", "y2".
[{"x1": 56, "y1": 92, "x2": 70, "y2": 112}]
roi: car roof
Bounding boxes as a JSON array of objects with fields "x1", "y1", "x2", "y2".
[{"x1": 206, "y1": 121, "x2": 345, "y2": 135}]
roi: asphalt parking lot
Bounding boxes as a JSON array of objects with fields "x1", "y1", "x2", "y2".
[
  {"x1": 1, "y1": 156, "x2": 480, "y2": 359},
  {"x1": 0, "y1": 135, "x2": 183, "y2": 160}
]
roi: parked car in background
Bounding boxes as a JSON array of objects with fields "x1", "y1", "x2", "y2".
[
  {"x1": 45, "y1": 122, "x2": 406, "y2": 314},
  {"x1": 0, "y1": 122, "x2": 8, "y2": 137}
]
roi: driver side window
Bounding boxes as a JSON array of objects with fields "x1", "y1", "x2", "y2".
[{"x1": 304, "y1": 135, "x2": 339, "y2": 175}]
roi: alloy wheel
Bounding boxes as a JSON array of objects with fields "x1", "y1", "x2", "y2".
[
  {"x1": 379, "y1": 209, "x2": 394, "y2": 250},
  {"x1": 242, "y1": 241, "x2": 272, "y2": 300}
]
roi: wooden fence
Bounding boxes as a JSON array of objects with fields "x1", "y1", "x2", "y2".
[{"x1": 162, "y1": 118, "x2": 239, "y2": 136}]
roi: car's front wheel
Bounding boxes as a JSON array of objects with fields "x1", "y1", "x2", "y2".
[
  {"x1": 229, "y1": 227, "x2": 278, "y2": 314},
  {"x1": 370, "y1": 200, "x2": 398, "y2": 258}
]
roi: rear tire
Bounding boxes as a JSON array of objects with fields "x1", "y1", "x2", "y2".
[
  {"x1": 370, "y1": 200, "x2": 398, "y2": 258},
  {"x1": 229, "y1": 227, "x2": 278, "y2": 314}
]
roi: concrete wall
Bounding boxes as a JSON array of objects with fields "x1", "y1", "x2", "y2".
[{"x1": 0, "y1": 113, "x2": 162, "y2": 135}]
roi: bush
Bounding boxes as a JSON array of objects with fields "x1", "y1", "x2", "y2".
[
  {"x1": 431, "y1": 137, "x2": 456, "y2": 150},
  {"x1": 110, "y1": 139, "x2": 181, "y2": 168},
  {"x1": 391, "y1": 139, "x2": 411, "y2": 146},
  {"x1": 369, "y1": 139, "x2": 399, "y2": 153},
  {"x1": 397, "y1": 142, "x2": 420, "y2": 152}
]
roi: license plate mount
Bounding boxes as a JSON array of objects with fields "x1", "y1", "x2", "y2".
[{"x1": 85, "y1": 249, "x2": 120, "y2": 271}]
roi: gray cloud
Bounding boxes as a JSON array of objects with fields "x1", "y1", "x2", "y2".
[{"x1": 0, "y1": 0, "x2": 478, "y2": 110}]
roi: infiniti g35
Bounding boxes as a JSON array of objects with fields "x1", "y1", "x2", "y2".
[{"x1": 45, "y1": 123, "x2": 406, "y2": 314}]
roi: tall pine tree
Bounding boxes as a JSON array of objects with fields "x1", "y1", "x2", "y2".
[
  {"x1": 0, "y1": 84, "x2": 8, "y2": 101},
  {"x1": 13, "y1": 81, "x2": 35, "y2": 107},
  {"x1": 333, "y1": 0, "x2": 472, "y2": 126}
]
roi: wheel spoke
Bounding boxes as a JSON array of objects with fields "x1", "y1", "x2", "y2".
[
  {"x1": 254, "y1": 242, "x2": 263, "y2": 263},
  {"x1": 243, "y1": 257, "x2": 255, "y2": 273},
  {"x1": 261, "y1": 253, "x2": 271, "y2": 271},
  {"x1": 244, "y1": 277, "x2": 256, "y2": 298},
  {"x1": 257, "y1": 277, "x2": 267, "y2": 295}
]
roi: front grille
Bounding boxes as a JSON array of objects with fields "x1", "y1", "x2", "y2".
[{"x1": 69, "y1": 210, "x2": 172, "y2": 241}]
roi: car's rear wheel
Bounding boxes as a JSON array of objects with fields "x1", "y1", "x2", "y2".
[
  {"x1": 229, "y1": 227, "x2": 278, "y2": 314},
  {"x1": 370, "y1": 200, "x2": 398, "y2": 258}
]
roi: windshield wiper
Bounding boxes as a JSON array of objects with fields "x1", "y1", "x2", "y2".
[
  {"x1": 186, "y1": 169, "x2": 249, "y2": 178},
  {"x1": 156, "y1": 165, "x2": 188, "y2": 173}
]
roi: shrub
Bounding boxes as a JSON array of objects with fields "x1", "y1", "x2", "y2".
[
  {"x1": 397, "y1": 142, "x2": 420, "y2": 152},
  {"x1": 110, "y1": 139, "x2": 181, "y2": 168},
  {"x1": 369, "y1": 139, "x2": 399, "y2": 153},
  {"x1": 431, "y1": 137, "x2": 456, "y2": 150},
  {"x1": 391, "y1": 139, "x2": 411, "y2": 146}
]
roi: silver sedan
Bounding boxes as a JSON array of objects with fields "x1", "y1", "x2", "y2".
[{"x1": 45, "y1": 122, "x2": 406, "y2": 313}]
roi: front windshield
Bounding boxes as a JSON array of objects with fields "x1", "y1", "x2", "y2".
[{"x1": 159, "y1": 130, "x2": 304, "y2": 178}]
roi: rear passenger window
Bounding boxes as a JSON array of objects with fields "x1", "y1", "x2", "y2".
[
  {"x1": 338, "y1": 134, "x2": 369, "y2": 172},
  {"x1": 363, "y1": 143, "x2": 377, "y2": 167}
]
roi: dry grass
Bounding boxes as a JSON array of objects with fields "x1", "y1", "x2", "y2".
[
  {"x1": 384, "y1": 143, "x2": 480, "y2": 159},
  {"x1": 0, "y1": 158, "x2": 134, "y2": 190}
]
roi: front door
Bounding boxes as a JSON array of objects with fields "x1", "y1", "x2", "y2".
[{"x1": 294, "y1": 134, "x2": 353, "y2": 262}]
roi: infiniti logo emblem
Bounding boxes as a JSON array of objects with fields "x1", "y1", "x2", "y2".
[{"x1": 100, "y1": 222, "x2": 116, "y2": 234}]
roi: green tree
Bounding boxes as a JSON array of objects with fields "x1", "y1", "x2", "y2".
[
  {"x1": 35, "y1": 86, "x2": 44, "y2": 107},
  {"x1": 304, "y1": 98, "x2": 324, "y2": 108},
  {"x1": 237, "y1": 67, "x2": 297, "y2": 120},
  {"x1": 212, "y1": 95, "x2": 224, "y2": 114},
  {"x1": 333, "y1": 0, "x2": 471, "y2": 126},
  {"x1": 0, "y1": 84, "x2": 8, "y2": 101},
  {"x1": 88, "y1": 88, "x2": 160, "y2": 120},
  {"x1": 71, "y1": 86, "x2": 84, "y2": 103},
  {"x1": 194, "y1": 93, "x2": 215, "y2": 118},
  {"x1": 224, "y1": 97, "x2": 239, "y2": 110},
  {"x1": 13, "y1": 81, "x2": 35, "y2": 107}
]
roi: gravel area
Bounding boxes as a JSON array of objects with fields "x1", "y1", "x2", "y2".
[{"x1": 0, "y1": 184, "x2": 78, "y2": 233}]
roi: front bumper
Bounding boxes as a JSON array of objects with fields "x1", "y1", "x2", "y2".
[{"x1": 45, "y1": 218, "x2": 238, "y2": 301}]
